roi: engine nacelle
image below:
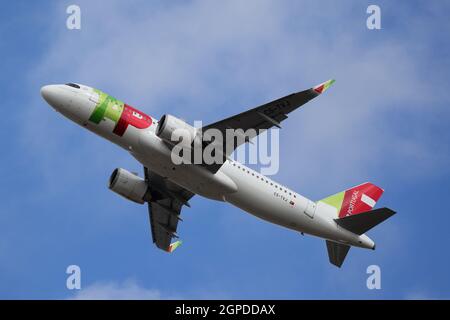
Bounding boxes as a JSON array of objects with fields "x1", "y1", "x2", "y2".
[
  {"x1": 108, "y1": 168, "x2": 148, "y2": 204},
  {"x1": 156, "y1": 114, "x2": 199, "y2": 148}
]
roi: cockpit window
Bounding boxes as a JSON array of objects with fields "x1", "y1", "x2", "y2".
[{"x1": 65, "y1": 83, "x2": 80, "y2": 89}]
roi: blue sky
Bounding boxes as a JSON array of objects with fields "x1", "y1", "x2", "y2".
[{"x1": 1, "y1": 0, "x2": 449, "y2": 299}]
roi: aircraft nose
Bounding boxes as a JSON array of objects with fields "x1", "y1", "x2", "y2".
[{"x1": 41, "y1": 85, "x2": 62, "y2": 108}]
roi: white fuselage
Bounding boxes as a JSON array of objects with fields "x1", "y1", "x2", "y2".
[{"x1": 41, "y1": 83, "x2": 375, "y2": 249}]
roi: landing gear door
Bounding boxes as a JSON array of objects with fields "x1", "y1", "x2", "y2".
[{"x1": 304, "y1": 201, "x2": 316, "y2": 218}]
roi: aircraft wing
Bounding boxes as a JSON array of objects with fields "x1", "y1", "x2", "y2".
[
  {"x1": 144, "y1": 167, "x2": 194, "y2": 252},
  {"x1": 201, "y1": 79, "x2": 335, "y2": 172}
]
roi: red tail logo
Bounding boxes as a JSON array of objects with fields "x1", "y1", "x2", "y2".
[{"x1": 338, "y1": 182, "x2": 384, "y2": 218}]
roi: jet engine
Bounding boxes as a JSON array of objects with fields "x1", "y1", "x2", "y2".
[
  {"x1": 108, "y1": 168, "x2": 148, "y2": 204},
  {"x1": 156, "y1": 114, "x2": 199, "y2": 148}
]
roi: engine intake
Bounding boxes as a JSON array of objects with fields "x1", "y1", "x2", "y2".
[
  {"x1": 156, "y1": 114, "x2": 198, "y2": 148},
  {"x1": 108, "y1": 168, "x2": 148, "y2": 204}
]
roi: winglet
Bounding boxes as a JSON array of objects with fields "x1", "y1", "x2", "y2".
[
  {"x1": 167, "y1": 240, "x2": 182, "y2": 253},
  {"x1": 313, "y1": 79, "x2": 335, "y2": 94}
]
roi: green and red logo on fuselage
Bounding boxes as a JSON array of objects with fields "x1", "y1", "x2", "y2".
[{"x1": 88, "y1": 89, "x2": 152, "y2": 136}]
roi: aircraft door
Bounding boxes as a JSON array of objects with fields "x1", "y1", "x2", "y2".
[{"x1": 304, "y1": 200, "x2": 316, "y2": 218}]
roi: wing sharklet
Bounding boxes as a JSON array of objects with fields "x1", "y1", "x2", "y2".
[{"x1": 167, "y1": 240, "x2": 182, "y2": 253}]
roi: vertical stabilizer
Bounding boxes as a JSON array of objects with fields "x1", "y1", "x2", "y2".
[{"x1": 320, "y1": 182, "x2": 384, "y2": 218}]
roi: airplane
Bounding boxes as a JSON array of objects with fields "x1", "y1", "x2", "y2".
[{"x1": 40, "y1": 80, "x2": 395, "y2": 267}]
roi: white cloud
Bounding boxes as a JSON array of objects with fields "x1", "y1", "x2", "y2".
[
  {"x1": 70, "y1": 279, "x2": 164, "y2": 300},
  {"x1": 69, "y1": 279, "x2": 230, "y2": 300}
]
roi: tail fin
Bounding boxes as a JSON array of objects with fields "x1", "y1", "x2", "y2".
[{"x1": 319, "y1": 182, "x2": 384, "y2": 218}]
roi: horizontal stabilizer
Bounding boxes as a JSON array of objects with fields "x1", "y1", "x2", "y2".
[
  {"x1": 335, "y1": 207, "x2": 396, "y2": 235},
  {"x1": 326, "y1": 240, "x2": 350, "y2": 268}
]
